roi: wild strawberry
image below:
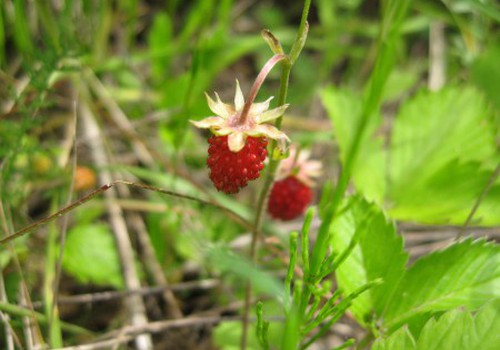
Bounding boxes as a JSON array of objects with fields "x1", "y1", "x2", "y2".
[
  {"x1": 191, "y1": 55, "x2": 291, "y2": 193},
  {"x1": 268, "y1": 148, "x2": 322, "y2": 220},
  {"x1": 268, "y1": 176, "x2": 313, "y2": 220},
  {"x1": 207, "y1": 135, "x2": 268, "y2": 194}
]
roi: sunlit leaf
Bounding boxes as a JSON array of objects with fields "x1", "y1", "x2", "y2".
[
  {"x1": 330, "y1": 197, "x2": 408, "y2": 325},
  {"x1": 372, "y1": 327, "x2": 416, "y2": 350},
  {"x1": 383, "y1": 238, "x2": 500, "y2": 331},
  {"x1": 62, "y1": 224, "x2": 123, "y2": 289},
  {"x1": 374, "y1": 301, "x2": 500, "y2": 350},
  {"x1": 321, "y1": 88, "x2": 386, "y2": 204}
]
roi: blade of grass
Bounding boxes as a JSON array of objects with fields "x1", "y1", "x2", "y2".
[
  {"x1": 34, "y1": 0, "x2": 61, "y2": 52},
  {"x1": 93, "y1": 1, "x2": 113, "y2": 61},
  {"x1": 0, "y1": 301, "x2": 93, "y2": 336},
  {"x1": 13, "y1": 0, "x2": 34, "y2": 58},
  {"x1": 0, "y1": 4, "x2": 5, "y2": 67}
]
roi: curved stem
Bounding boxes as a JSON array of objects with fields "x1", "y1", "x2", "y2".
[{"x1": 238, "y1": 54, "x2": 286, "y2": 125}]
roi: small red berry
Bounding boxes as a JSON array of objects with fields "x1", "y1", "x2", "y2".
[
  {"x1": 207, "y1": 135, "x2": 268, "y2": 194},
  {"x1": 268, "y1": 176, "x2": 313, "y2": 221}
]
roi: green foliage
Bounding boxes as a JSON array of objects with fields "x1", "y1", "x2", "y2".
[
  {"x1": 321, "y1": 88, "x2": 386, "y2": 204},
  {"x1": 389, "y1": 87, "x2": 499, "y2": 223},
  {"x1": 383, "y1": 238, "x2": 500, "y2": 331},
  {"x1": 329, "y1": 197, "x2": 408, "y2": 326},
  {"x1": 373, "y1": 301, "x2": 500, "y2": 350},
  {"x1": 213, "y1": 321, "x2": 260, "y2": 350},
  {"x1": 324, "y1": 85, "x2": 500, "y2": 225},
  {"x1": 207, "y1": 246, "x2": 283, "y2": 299},
  {"x1": 62, "y1": 224, "x2": 124, "y2": 289},
  {"x1": 329, "y1": 198, "x2": 500, "y2": 345},
  {"x1": 471, "y1": 44, "x2": 500, "y2": 112},
  {"x1": 3, "y1": 0, "x2": 500, "y2": 349}
]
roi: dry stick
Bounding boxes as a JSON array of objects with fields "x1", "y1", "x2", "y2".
[
  {"x1": 0, "y1": 180, "x2": 251, "y2": 246},
  {"x1": 456, "y1": 162, "x2": 500, "y2": 241},
  {"x1": 100, "y1": 315, "x2": 283, "y2": 343},
  {"x1": 428, "y1": 21, "x2": 446, "y2": 91},
  {"x1": 90, "y1": 75, "x2": 184, "y2": 318},
  {"x1": 115, "y1": 181, "x2": 184, "y2": 319},
  {"x1": 79, "y1": 101, "x2": 153, "y2": 350},
  {"x1": 30, "y1": 279, "x2": 219, "y2": 308},
  {"x1": 55, "y1": 315, "x2": 282, "y2": 350},
  {"x1": 85, "y1": 69, "x2": 156, "y2": 167}
]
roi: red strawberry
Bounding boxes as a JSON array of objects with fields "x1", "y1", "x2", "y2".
[
  {"x1": 207, "y1": 135, "x2": 268, "y2": 194},
  {"x1": 191, "y1": 79, "x2": 290, "y2": 194},
  {"x1": 267, "y1": 147, "x2": 322, "y2": 221},
  {"x1": 268, "y1": 175, "x2": 313, "y2": 220}
]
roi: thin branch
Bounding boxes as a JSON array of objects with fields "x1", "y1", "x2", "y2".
[
  {"x1": 30, "y1": 279, "x2": 219, "y2": 308},
  {"x1": 0, "y1": 179, "x2": 252, "y2": 246},
  {"x1": 55, "y1": 315, "x2": 283, "y2": 350},
  {"x1": 114, "y1": 176, "x2": 184, "y2": 319},
  {"x1": 456, "y1": 162, "x2": 500, "y2": 241}
]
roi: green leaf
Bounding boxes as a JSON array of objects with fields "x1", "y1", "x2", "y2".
[
  {"x1": 471, "y1": 44, "x2": 500, "y2": 112},
  {"x1": 382, "y1": 67, "x2": 419, "y2": 102},
  {"x1": 207, "y1": 246, "x2": 284, "y2": 299},
  {"x1": 62, "y1": 224, "x2": 123, "y2": 289},
  {"x1": 323, "y1": 82, "x2": 500, "y2": 225},
  {"x1": 213, "y1": 321, "x2": 260, "y2": 350},
  {"x1": 330, "y1": 197, "x2": 408, "y2": 325},
  {"x1": 321, "y1": 88, "x2": 386, "y2": 204},
  {"x1": 460, "y1": 0, "x2": 500, "y2": 23},
  {"x1": 374, "y1": 301, "x2": 500, "y2": 350},
  {"x1": 372, "y1": 326, "x2": 416, "y2": 350},
  {"x1": 147, "y1": 12, "x2": 174, "y2": 82},
  {"x1": 388, "y1": 160, "x2": 492, "y2": 224},
  {"x1": 388, "y1": 86, "x2": 500, "y2": 225},
  {"x1": 383, "y1": 238, "x2": 500, "y2": 330},
  {"x1": 390, "y1": 86, "x2": 497, "y2": 184}
]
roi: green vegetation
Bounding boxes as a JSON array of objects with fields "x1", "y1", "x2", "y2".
[{"x1": 1, "y1": 0, "x2": 499, "y2": 349}]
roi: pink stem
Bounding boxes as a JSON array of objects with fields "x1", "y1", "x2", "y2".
[{"x1": 238, "y1": 54, "x2": 287, "y2": 125}]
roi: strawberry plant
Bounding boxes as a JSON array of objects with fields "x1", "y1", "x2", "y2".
[{"x1": 1, "y1": 0, "x2": 500, "y2": 349}]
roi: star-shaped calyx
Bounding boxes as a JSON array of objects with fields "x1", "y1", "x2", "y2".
[
  {"x1": 275, "y1": 147, "x2": 322, "y2": 187},
  {"x1": 191, "y1": 80, "x2": 290, "y2": 152}
]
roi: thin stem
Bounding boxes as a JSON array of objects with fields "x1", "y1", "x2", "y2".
[
  {"x1": 456, "y1": 161, "x2": 500, "y2": 241},
  {"x1": 240, "y1": 62, "x2": 292, "y2": 350},
  {"x1": 239, "y1": 54, "x2": 286, "y2": 125},
  {"x1": 0, "y1": 180, "x2": 251, "y2": 246},
  {"x1": 240, "y1": 1, "x2": 311, "y2": 349}
]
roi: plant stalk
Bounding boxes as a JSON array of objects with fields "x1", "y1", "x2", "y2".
[{"x1": 240, "y1": 1, "x2": 311, "y2": 349}]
